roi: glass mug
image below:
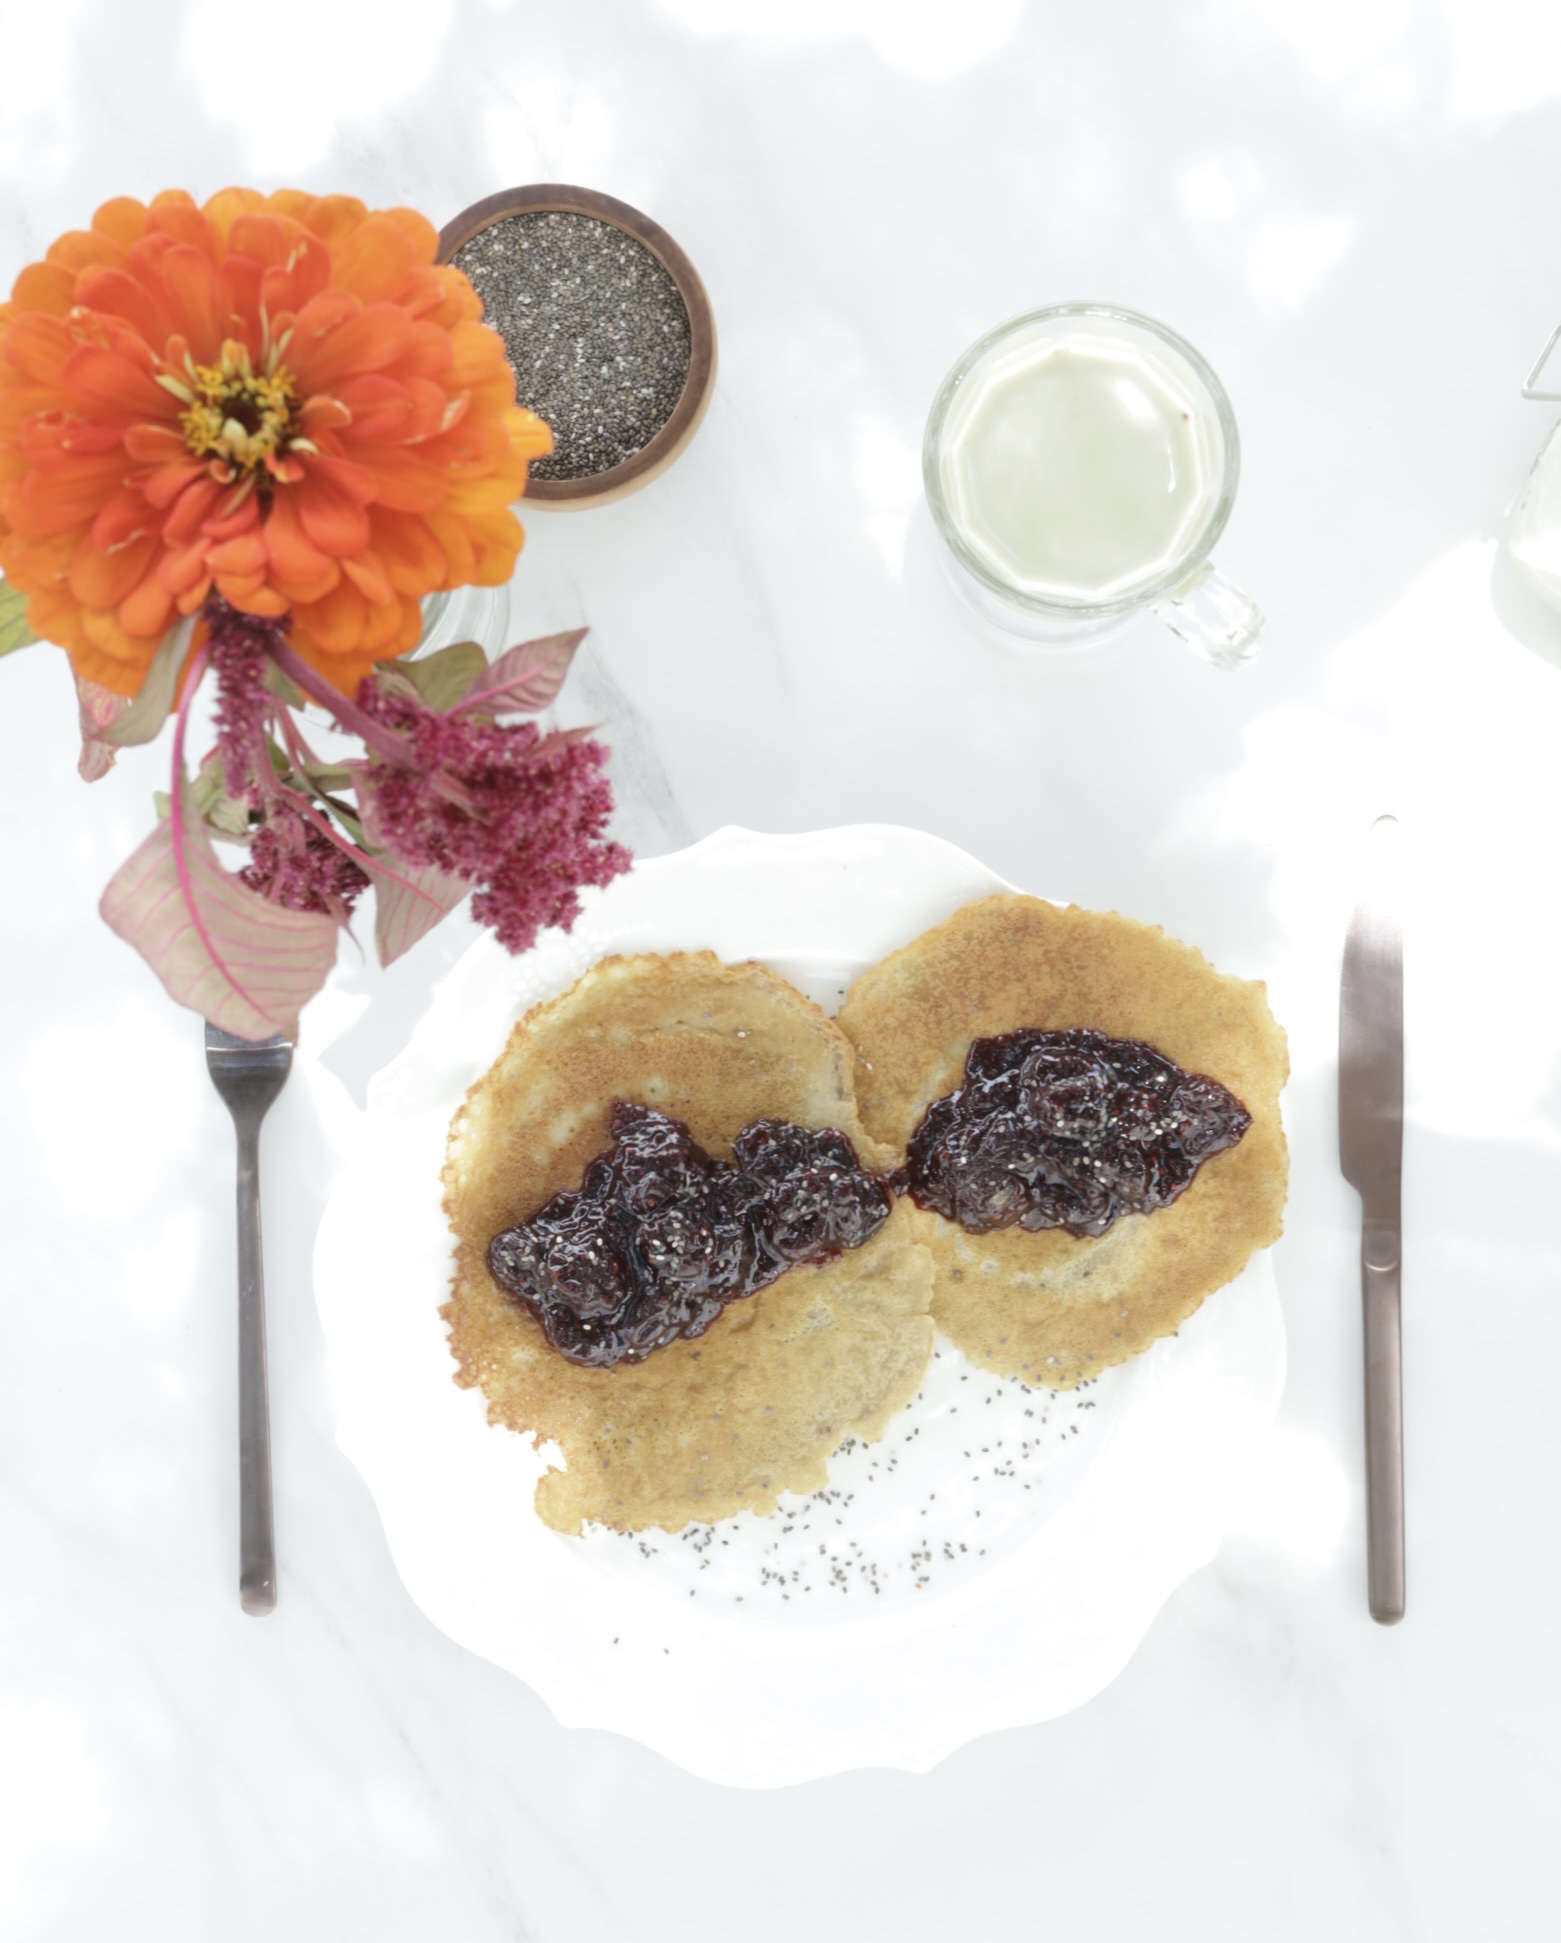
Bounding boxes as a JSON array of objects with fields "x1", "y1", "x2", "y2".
[
  {"x1": 923, "y1": 303, "x2": 1264, "y2": 666},
  {"x1": 418, "y1": 581, "x2": 512, "y2": 657}
]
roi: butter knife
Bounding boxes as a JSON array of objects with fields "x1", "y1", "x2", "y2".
[{"x1": 1338, "y1": 814, "x2": 1405, "y2": 1625}]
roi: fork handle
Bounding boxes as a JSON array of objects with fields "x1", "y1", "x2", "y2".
[
  {"x1": 1362, "y1": 1223, "x2": 1404, "y2": 1625},
  {"x1": 235, "y1": 1119, "x2": 277, "y2": 1615}
]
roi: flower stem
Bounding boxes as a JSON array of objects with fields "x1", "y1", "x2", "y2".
[
  {"x1": 278, "y1": 780, "x2": 378, "y2": 871},
  {"x1": 268, "y1": 638, "x2": 414, "y2": 768},
  {"x1": 168, "y1": 643, "x2": 214, "y2": 950},
  {"x1": 275, "y1": 704, "x2": 321, "y2": 776},
  {"x1": 171, "y1": 644, "x2": 213, "y2": 791}
]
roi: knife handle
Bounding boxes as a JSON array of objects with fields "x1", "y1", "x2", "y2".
[{"x1": 1362, "y1": 1223, "x2": 1404, "y2": 1625}]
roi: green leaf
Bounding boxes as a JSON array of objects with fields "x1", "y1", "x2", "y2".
[
  {"x1": 377, "y1": 639, "x2": 487, "y2": 713},
  {"x1": 192, "y1": 754, "x2": 253, "y2": 838},
  {"x1": 264, "y1": 660, "x2": 304, "y2": 708},
  {"x1": 0, "y1": 580, "x2": 40, "y2": 657},
  {"x1": 299, "y1": 761, "x2": 356, "y2": 793},
  {"x1": 318, "y1": 796, "x2": 368, "y2": 846},
  {"x1": 98, "y1": 617, "x2": 193, "y2": 748}
]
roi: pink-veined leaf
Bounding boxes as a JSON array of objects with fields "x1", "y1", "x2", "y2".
[
  {"x1": 364, "y1": 851, "x2": 469, "y2": 966},
  {"x1": 75, "y1": 674, "x2": 130, "y2": 781},
  {"x1": 452, "y1": 629, "x2": 586, "y2": 717},
  {"x1": 99, "y1": 784, "x2": 343, "y2": 1038},
  {"x1": 352, "y1": 767, "x2": 468, "y2": 966}
]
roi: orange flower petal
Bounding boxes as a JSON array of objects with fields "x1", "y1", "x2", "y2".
[
  {"x1": 292, "y1": 571, "x2": 367, "y2": 651},
  {"x1": 447, "y1": 318, "x2": 516, "y2": 389},
  {"x1": 8, "y1": 261, "x2": 76, "y2": 316},
  {"x1": 309, "y1": 452, "x2": 379, "y2": 502},
  {"x1": 75, "y1": 266, "x2": 170, "y2": 349},
  {"x1": 219, "y1": 577, "x2": 289, "y2": 616},
  {"x1": 293, "y1": 193, "x2": 370, "y2": 254},
  {"x1": 510, "y1": 407, "x2": 554, "y2": 460},
  {"x1": 81, "y1": 598, "x2": 160, "y2": 668},
  {"x1": 216, "y1": 254, "x2": 266, "y2": 358},
  {"x1": 66, "y1": 633, "x2": 145, "y2": 696},
  {"x1": 69, "y1": 526, "x2": 159, "y2": 608},
  {"x1": 159, "y1": 538, "x2": 214, "y2": 596},
  {"x1": 330, "y1": 212, "x2": 422, "y2": 306},
  {"x1": 12, "y1": 454, "x2": 126, "y2": 535},
  {"x1": 58, "y1": 343, "x2": 171, "y2": 419},
  {"x1": 340, "y1": 547, "x2": 393, "y2": 607},
  {"x1": 270, "y1": 232, "x2": 331, "y2": 312},
  {"x1": 117, "y1": 570, "x2": 175, "y2": 640},
  {"x1": 124, "y1": 419, "x2": 188, "y2": 463},
  {"x1": 368, "y1": 507, "x2": 446, "y2": 592},
  {"x1": 335, "y1": 441, "x2": 443, "y2": 513},
  {"x1": 162, "y1": 475, "x2": 225, "y2": 543},
  {"x1": 201, "y1": 188, "x2": 269, "y2": 246},
  {"x1": 293, "y1": 468, "x2": 372, "y2": 556},
  {"x1": 2, "y1": 312, "x2": 74, "y2": 387},
  {"x1": 198, "y1": 488, "x2": 261, "y2": 544},
  {"x1": 427, "y1": 265, "x2": 485, "y2": 326},
  {"x1": 331, "y1": 373, "x2": 413, "y2": 441},
  {"x1": 205, "y1": 530, "x2": 267, "y2": 577},
  {"x1": 268, "y1": 563, "x2": 341, "y2": 607},
  {"x1": 48, "y1": 229, "x2": 130, "y2": 277},
  {"x1": 298, "y1": 393, "x2": 353, "y2": 435},
  {"x1": 226, "y1": 214, "x2": 289, "y2": 270},
  {"x1": 90, "y1": 486, "x2": 152, "y2": 550},
  {"x1": 291, "y1": 301, "x2": 414, "y2": 392},
  {"x1": 22, "y1": 413, "x2": 124, "y2": 461},
  {"x1": 261, "y1": 489, "x2": 332, "y2": 582},
  {"x1": 93, "y1": 197, "x2": 154, "y2": 252},
  {"x1": 146, "y1": 193, "x2": 215, "y2": 257},
  {"x1": 157, "y1": 245, "x2": 222, "y2": 364},
  {"x1": 397, "y1": 318, "x2": 456, "y2": 383},
  {"x1": 424, "y1": 507, "x2": 477, "y2": 586}
]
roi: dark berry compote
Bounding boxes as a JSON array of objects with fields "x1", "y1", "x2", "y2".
[
  {"x1": 487, "y1": 1102, "x2": 892, "y2": 1369},
  {"x1": 904, "y1": 1028, "x2": 1250, "y2": 1240}
]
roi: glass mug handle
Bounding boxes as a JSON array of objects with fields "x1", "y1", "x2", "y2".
[{"x1": 1151, "y1": 564, "x2": 1265, "y2": 668}]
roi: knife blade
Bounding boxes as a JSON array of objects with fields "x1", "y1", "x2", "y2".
[{"x1": 1338, "y1": 813, "x2": 1405, "y2": 1624}]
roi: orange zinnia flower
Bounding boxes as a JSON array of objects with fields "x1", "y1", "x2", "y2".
[{"x1": 0, "y1": 189, "x2": 551, "y2": 696}]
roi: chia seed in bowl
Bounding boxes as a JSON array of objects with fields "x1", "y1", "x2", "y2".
[{"x1": 440, "y1": 186, "x2": 716, "y2": 505}]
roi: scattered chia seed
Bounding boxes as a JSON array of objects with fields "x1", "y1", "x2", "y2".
[
  {"x1": 451, "y1": 210, "x2": 692, "y2": 482},
  {"x1": 579, "y1": 1343, "x2": 1128, "y2": 1616}
]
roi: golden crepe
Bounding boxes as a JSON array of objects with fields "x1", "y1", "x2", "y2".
[
  {"x1": 442, "y1": 952, "x2": 936, "y2": 1534},
  {"x1": 835, "y1": 895, "x2": 1288, "y2": 1388}
]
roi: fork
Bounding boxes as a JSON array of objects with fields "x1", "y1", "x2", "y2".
[{"x1": 205, "y1": 1022, "x2": 294, "y2": 1616}]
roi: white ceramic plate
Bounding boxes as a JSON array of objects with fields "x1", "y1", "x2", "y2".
[{"x1": 312, "y1": 826, "x2": 1286, "y2": 1786}]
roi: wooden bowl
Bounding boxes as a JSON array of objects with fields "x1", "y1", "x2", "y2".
[{"x1": 437, "y1": 184, "x2": 717, "y2": 508}]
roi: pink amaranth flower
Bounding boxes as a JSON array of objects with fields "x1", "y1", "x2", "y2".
[
  {"x1": 207, "y1": 597, "x2": 285, "y2": 802},
  {"x1": 240, "y1": 800, "x2": 371, "y2": 918},
  {"x1": 356, "y1": 682, "x2": 630, "y2": 953}
]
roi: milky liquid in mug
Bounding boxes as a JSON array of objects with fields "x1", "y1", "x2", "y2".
[{"x1": 935, "y1": 318, "x2": 1226, "y2": 606}]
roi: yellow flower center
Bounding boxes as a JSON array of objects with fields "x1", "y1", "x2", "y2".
[{"x1": 178, "y1": 341, "x2": 302, "y2": 477}]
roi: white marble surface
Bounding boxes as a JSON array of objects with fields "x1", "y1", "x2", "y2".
[{"x1": 4, "y1": 1, "x2": 1561, "y2": 1936}]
